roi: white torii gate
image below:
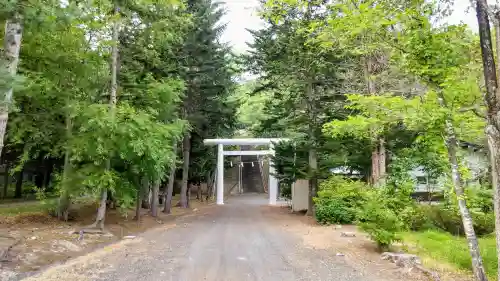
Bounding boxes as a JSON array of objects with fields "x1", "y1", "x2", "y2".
[{"x1": 203, "y1": 138, "x2": 289, "y2": 205}]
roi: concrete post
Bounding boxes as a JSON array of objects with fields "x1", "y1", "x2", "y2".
[
  {"x1": 269, "y1": 143, "x2": 278, "y2": 205},
  {"x1": 217, "y1": 144, "x2": 224, "y2": 205}
]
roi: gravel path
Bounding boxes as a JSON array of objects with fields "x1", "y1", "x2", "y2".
[{"x1": 23, "y1": 194, "x2": 389, "y2": 281}]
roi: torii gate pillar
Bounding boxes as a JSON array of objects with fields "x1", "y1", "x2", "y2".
[
  {"x1": 216, "y1": 144, "x2": 224, "y2": 205},
  {"x1": 268, "y1": 142, "x2": 278, "y2": 205},
  {"x1": 204, "y1": 138, "x2": 288, "y2": 205}
]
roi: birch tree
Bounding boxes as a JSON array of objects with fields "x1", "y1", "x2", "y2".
[
  {"x1": 0, "y1": 7, "x2": 23, "y2": 157},
  {"x1": 475, "y1": 1, "x2": 500, "y2": 279}
]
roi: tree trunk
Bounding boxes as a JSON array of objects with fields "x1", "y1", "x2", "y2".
[
  {"x1": 148, "y1": 186, "x2": 153, "y2": 206},
  {"x1": 186, "y1": 183, "x2": 191, "y2": 208},
  {"x1": 0, "y1": 17, "x2": 23, "y2": 157},
  {"x1": 57, "y1": 113, "x2": 72, "y2": 221},
  {"x1": 371, "y1": 149, "x2": 380, "y2": 185},
  {"x1": 42, "y1": 160, "x2": 52, "y2": 189},
  {"x1": 34, "y1": 157, "x2": 44, "y2": 189},
  {"x1": 486, "y1": 128, "x2": 500, "y2": 279},
  {"x1": 197, "y1": 183, "x2": 203, "y2": 201},
  {"x1": 151, "y1": 180, "x2": 160, "y2": 217},
  {"x1": 363, "y1": 56, "x2": 376, "y2": 94},
  {"x1": 163, "y1": 143, "x2": 177, "y2": 214},
  {"x1": 93, "y1": 190, "x2": 107, "y2": 229},
  {"x1": 378, "y1": 138, "x2": 386, "y2": 185},
  {"x1": 477, "y1": 0, "x2": 500, "y2": 106},
  {"x1": 179, "y1": 132, "x2": 191, "y2": 208},
  {"x1": 14, "y1": 168, "x2": 23, "y2": 199},
  {"x1": 206, "y1": 170, "x2": 213, "y2": 201},
  {"x1": 364, "y1": 55, "x2": 382, "y2": 186},
  {"x1": 211, "y1": 170, "x2": 216, "y2": 198},
  {"x1": 141, "y1": 179, "x2": 150, "y2": 209},
  {"x1": 107, "y1": 190, "x2": 115, "y2": 209},
  {"x1": 2, "y1": 163, "x2": 8, "y2": 199},
  {"x1": 306, "y1": 147, "x2": 318, "y2": 216},
  {"x1": 305, "y1": 80, "x2": 318, "y2": 216},
  {"x1": 57, "y1": 154, "x2": 71, "y2": 220},
  {"x1": 134, "y1": 179, "x2": 142, "y2": 221},
  {"x1": 444, "y1": 118, "x2": 488, "y2": 281},
  {"x1": 495, "y1": 14, "x2": 500, "y2": 85},
  {"x1": 490, "y1": 17, "x2": 500, "y2": 281},
  {"x1": 476, "y1": 2, "x2": 500, "y2": 280},
  {"x1": 91, "y1": 4, "x2": 119, "y2": 229}
]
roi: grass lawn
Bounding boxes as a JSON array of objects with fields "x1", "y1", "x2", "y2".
[
  {"x1": 0, "y1": 199, "x2": 57, "y2": 216},
  {"x1": 401, "y1": 230, "x2": 497, "y2": 278},
  {"x1": 0, "y1": 194, "x2": 192, "y2": 217}
]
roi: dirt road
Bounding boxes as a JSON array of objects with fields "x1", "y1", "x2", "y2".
[{"x1": 21, "y1": 194, "x2": 404, "y2": 281}]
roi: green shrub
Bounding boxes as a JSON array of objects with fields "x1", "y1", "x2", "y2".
[
  {"x1": 420, "y1": 204, "x2": 494, "y2": 236},
  {"x1": 400, "y1": 205, "x2": 435, "y2": 231},
  {"x1": 357, "y1": 192, "x2": 404, "y2": 250},
  {"x1": 379, "y1": 179, "x2": 415, "y2": 212},
  {"x1": 315, "y1": 198, "x2": 356, "y2": 224},
  {"x1": 316, "y1": 176, "x2": 367, "y2": 206},
  {"x1": 313, "y1": 175, "x2": 367, "y2": 225},
  {"x1": 466, "y1": 187, "x2": 493, "y2": 213},
  {"x1": 280, "y1": 183, "x2": 291, "y2": 200},
  {"x1": 423, "y1": 205, "x2": 463, "y2": 235},
  {"x1": 471, "y1": 211, "x2": 495, "y2": 236}
]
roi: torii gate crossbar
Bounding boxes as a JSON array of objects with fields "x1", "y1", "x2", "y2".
[{"x1": 203, "y1": 138, "x2": 289, "y2": 205}]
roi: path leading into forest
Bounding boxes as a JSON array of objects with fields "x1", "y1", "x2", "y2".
[{"x1": 21, "y1": 194, "x2": 414, "y2": 281}]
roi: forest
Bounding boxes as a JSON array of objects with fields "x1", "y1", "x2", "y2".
[{"x1": 2, "y1": 0, "x2": 500, "y2": 280}]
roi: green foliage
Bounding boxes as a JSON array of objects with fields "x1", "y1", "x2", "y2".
[
  {"x1": 323, "y1": 94, "x2": 415, "y2": 141},
  {"x1": 313, "y1": 176, "x2": 367, "y2": 224},
  {"x1": 419, "y1": 205, "x2": 463, "y2": 235},
  {"x1": 65, "y1": 103, "x2": 184, "y2": 209},
  {"x1": 466, "y1": 188, "x2": 494, "y2": 213},
  {"x1": 472, "y1": 212, "x2": 495, "y2": 236},
  {"x1": 246, "y1": 1, "x2": 357, "y2": 214},
  {"x1": 382, "y1": 179, "x2": 415, "y2": 211},
  {"x1": 0, "y1": 0, "x2": 238, "y2": 215},
  {"x1": 173, "y1": 0, "x2": 239, "y2": 186},
  {"x1": 20, "y1": 181, "x2": 38, "y2": 197},
  {"x1": 255, "y1": 0, "x2": 493, "y2": 264},
  {"x1": 349, "y1": 178, "x2": 416, "y2": 249},
  {"x1": 313, "y1": 175, "x2": 420, "y2": 248},
  {"x1": 399, "y1": 205, "x2": 435, "y2": 231},
  {"x1": 389, "y1": 135, "x2": 449, "y2": 184},
  {"x1": 315, "y1": 198, "x2": 356, "y2": 225},
  {"x1": 316, "y1": 176, "x2": 367, "y2": 207},
  {"x1": 414, "y1": 204, "x2": 494, "y2": 236},
  {"x1": 230, "y1": 80, "x2": 272, "y2": 135},
  {"x1": 280, "y1": 183, "x2": 291, "y2": 200},
  {"x1": 356, "y1": 191, "x2": 404, "y2": 250}
]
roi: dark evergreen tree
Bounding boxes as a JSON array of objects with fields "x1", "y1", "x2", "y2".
[
  {"x1": 177, "y1": 0, "x2": 239, "y2": 208},
  {"x1": 245, "y1": 2, "x2": 353, "y2": 215}
]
